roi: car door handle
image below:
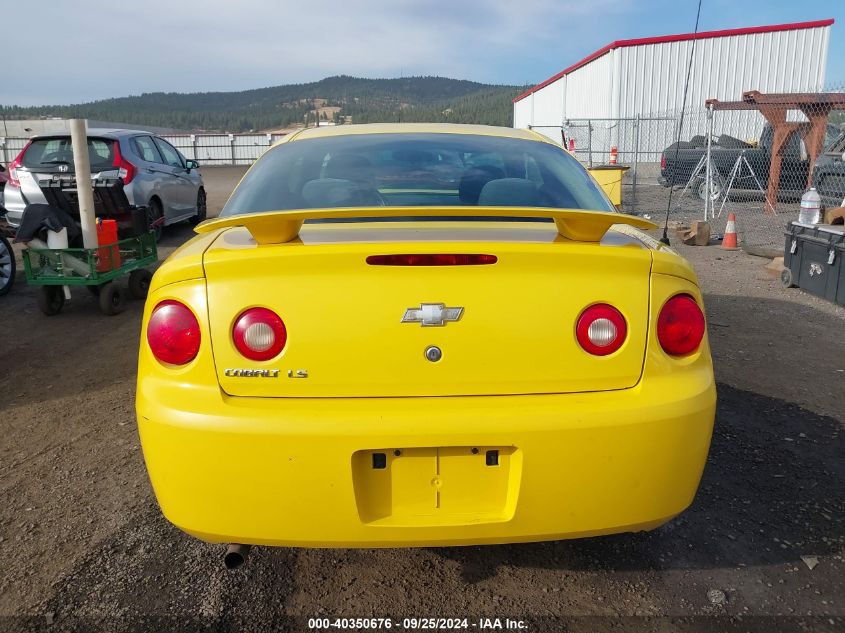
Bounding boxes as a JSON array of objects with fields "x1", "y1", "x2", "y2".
[{"x1": 147, "y1": 168, "x2": 156, "y2": 174}]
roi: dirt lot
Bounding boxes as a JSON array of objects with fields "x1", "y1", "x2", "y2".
[{"x1": 0, "y1": 166, "x2": 842, "y2": 632}]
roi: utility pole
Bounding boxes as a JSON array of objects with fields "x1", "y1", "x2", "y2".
[{"x1": 69, "y1": 119, "x2": 97, "y2": 249}]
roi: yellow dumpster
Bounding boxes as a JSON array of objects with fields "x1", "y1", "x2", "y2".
[{"x1": 587, "y1": 165, "x2": 629, "y2": 208}]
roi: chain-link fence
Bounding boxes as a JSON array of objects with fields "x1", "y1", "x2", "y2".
[
  {"x1": 557, "y1": 116, "x2": 678, "y2": 219},
  {"x1": 531, "y1": 84, "x2": 845, "y2": 256},
  {"x1": 657, "y1": 92, "x2": 845, "y2": 255}
]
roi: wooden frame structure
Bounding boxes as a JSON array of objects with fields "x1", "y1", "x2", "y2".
[{"x1": 705, "y1": 91, "x2": 845, "y2": 211}]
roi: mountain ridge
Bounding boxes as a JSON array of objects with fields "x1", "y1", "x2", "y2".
[{"x1": 2, "y1": 75, "x2": 523, "y2": 132}]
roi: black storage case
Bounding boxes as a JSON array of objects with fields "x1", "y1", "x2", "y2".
[{"x1": 783, "y1": 222, "x2": 845, "y2": 306}]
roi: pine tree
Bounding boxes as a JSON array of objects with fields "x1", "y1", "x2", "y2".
[{"x1": 2, "y1": 77, "x2": 521, "y2": 132}]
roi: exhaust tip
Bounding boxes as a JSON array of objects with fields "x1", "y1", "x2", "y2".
[{"x1": 224, "y1": 544, "x2": 251, "y2": 570}]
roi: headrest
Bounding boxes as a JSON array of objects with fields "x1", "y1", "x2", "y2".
[
  {"x1": 458, "y1": 165, "x2": 506, "y2": 204},
  {"x1": 301, "y1": 178, "x2": 361, "y2": 208},
  {"x1": 325, "y1": 154, "x2": 373, "y2": 181},
  {"x1": 478, "y1": 178, "x2": 541, "y2": 207}
]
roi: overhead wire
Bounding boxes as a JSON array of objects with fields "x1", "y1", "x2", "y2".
[{"x1": 661, "y1": 0, "x2": 704, "y2": 245}]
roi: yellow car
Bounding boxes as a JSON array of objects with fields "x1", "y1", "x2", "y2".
[{"x1": 136, "y1": 123, "x2": 715, "y2": 565}]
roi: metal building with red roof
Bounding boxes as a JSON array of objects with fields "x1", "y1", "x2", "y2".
[{"x1": 513, "y1": 19, "x2": 833, "y2": 156}]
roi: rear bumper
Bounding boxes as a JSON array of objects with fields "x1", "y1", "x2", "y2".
[{"x1": 137, "y1": 367, "x2": 716, "y2": 548}]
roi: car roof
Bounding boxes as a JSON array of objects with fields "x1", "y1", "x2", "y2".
[
  {"x1": 30, "y1": 128, "x2": 154, "y2": 140},
  {"x1": 283, "y1": 123, "x2": 556, "y2": 146}
]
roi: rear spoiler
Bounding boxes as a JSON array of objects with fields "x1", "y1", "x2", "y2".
[{"x1": 194, "y1": 207, "x2": 657, "y2": 245}]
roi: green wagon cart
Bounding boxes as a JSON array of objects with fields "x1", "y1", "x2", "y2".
[
  {"x1": 19, "y1": 176, "x2": 159, "y2": 316},
  {"x1": 23, "y1": 232, "x2": 157, "y2": 316}
]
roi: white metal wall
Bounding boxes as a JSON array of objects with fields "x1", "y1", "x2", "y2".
[
  {"x1": 563, "y1": 52, "x2": 615, "y2": 120},
  {"x1": 617, "y1": 24, "x2": 830, "y2": 150},
  {"x1": 617, "y1": 25, "x2": 830, "y2": 118},
  {"x1": 513, "y1": 96, "x2": 533, "y2": 129},
  {"x1": 530, "y1": 78, "x2": 565, "y2": 131},
  {"x1": 167, "y1": 133, "x2": 288, "y2": 165},
  {"x1": 516, "y1": 23, "x2": 831, "y2": 151},
  {"x1": 523, "y1": 51, "x2": 616, "y2": 146}
]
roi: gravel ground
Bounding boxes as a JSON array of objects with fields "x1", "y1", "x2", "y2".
[{"x1": 0, "y1": 166, "x2": 842, "y2": 632}]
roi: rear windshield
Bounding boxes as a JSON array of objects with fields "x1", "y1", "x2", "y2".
[
  {"x1": 21, "y1": 137, "x2": 116, "y2": 171},
  {"x1": 222, "y1": 133, "x2": 615, "y2": 216}
]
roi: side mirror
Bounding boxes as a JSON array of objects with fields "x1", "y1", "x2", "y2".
[{"x1": 185, "y1": 159, "x2": 199, "y2": 171}]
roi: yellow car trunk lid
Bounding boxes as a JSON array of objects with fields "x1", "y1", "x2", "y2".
[{"x1": 203, "y1": 223, "x2": 652, "y2": 398}]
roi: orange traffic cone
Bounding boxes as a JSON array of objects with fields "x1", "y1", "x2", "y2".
[
  {"x1": 722, "y1": 213, "x2": 739, "y2": 250},
  {"x1": 609, "y1": 146, "x2": 618, "y2": 165}
]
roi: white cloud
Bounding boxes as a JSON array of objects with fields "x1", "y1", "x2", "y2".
[{"x1": 3, "y1": 0, "x2": 631, "y2": 104}]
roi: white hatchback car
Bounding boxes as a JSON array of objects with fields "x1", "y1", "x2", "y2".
[{"x1": 3, "y1": 129, "x2": 206, "y2": 241}]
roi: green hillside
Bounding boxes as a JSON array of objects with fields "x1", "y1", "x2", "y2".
[{"x1": 1, "y1": 76, "x2": 523, "y2": 132}]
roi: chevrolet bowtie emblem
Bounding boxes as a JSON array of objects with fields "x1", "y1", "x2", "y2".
[{"x1": 402, "y1": 303, "x2": 464, "y2": 327}]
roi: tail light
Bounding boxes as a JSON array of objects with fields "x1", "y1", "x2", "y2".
[
  {"x1": 576, "y1": 304, "x2": 627, "y2": 356},
  {"x1": 660, "y1": 153, "x2": 667, "y2": 170},
  {"x1": 7, "y1": 143, "x2": 30, "y2": 188},
  {"x1": 147, "y1": 300, "x2": 201, "y2": 365},
  {"x1": 366, "y1": 254, "x2": 497, "y2": 266},
  {"x1": 112, "y1": 142, "x2": 136, "y2": 184},
  {"x1": 657, "y1": 294, "x2": 705, "y2": 356},
  {"x1": 233, "y1": 308, "x2": 287, "y2": 360}
]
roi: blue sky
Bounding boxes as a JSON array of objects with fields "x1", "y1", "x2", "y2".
[{"x1": 2, "y1": 0, "x2": 842, "y2": 105}]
